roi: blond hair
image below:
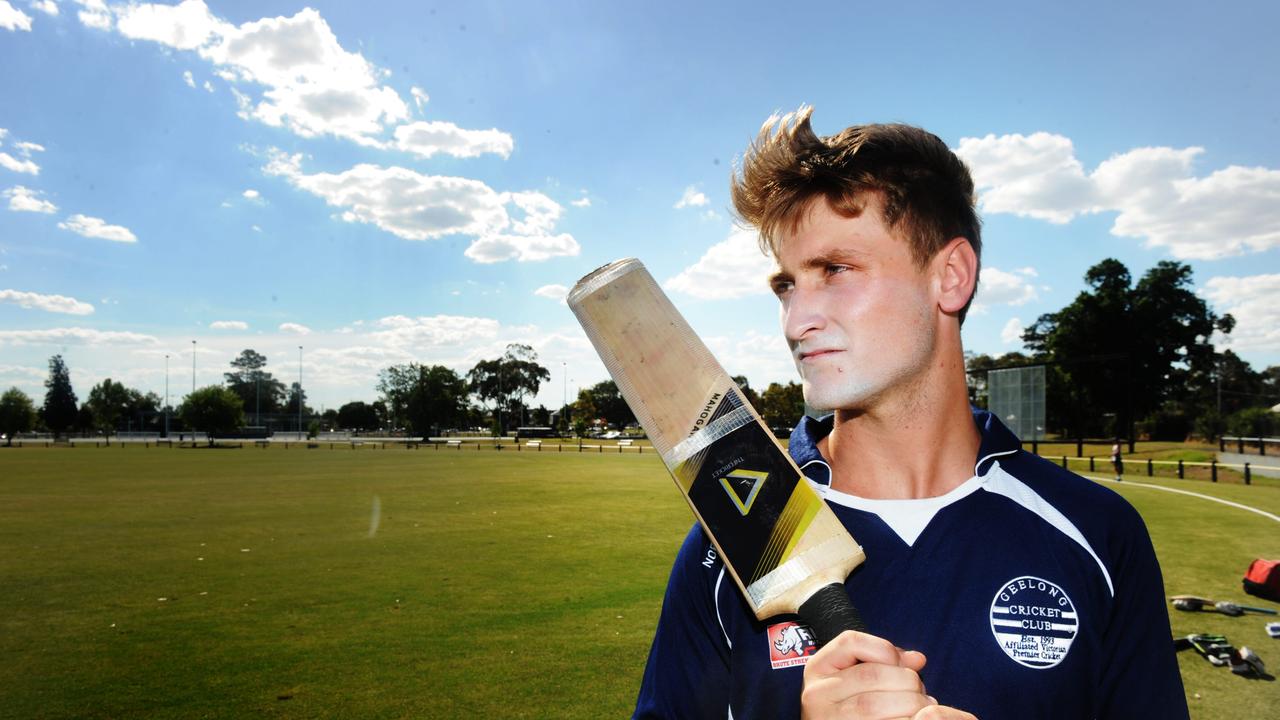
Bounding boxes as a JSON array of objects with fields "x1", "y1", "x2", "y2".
[{"x1": 731, "y1": 106, "x2": 982, "y2": 321}]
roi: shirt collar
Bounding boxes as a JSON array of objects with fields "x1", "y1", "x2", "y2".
[{"x1": 787, "y1": 406, "x2": 1022, "y2": 479}]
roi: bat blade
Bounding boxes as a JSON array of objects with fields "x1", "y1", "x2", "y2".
[{"x1": 568, "y1": 258, "x2": 865, "y2": 643}]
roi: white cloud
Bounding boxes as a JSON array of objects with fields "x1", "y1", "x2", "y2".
[
  {"x1": 956, "y1": 132, "x2": 1280, "y2": 260},
  {"x1": 1001, "y1": 317, "x2": 1024, "y2": 345},
  {"x1": 0, "y1": 153, "x2": 39, "y2": 175},
  {"x1": 58, "y1": 214, "x2": 138, "y2": 243},
  {"x1": 265, "y1": 151, "x2": 507, "y2": 240},
  {"x1": 675, "y1": 185, "x2": 709, "y2": 209},
  {"x1": 570, "y1": 196, "x2": 591, "y2": 208},
  {"x1": 265, "y1": 151, "x2": 578, "y2": 262},
  {"x1": 279, "y1": 322, "x2": 311, "y2": 335},
  {"x1": 955, "y1": 132, "x2": 1096, "y2": 224},
  {"x1": 0, "y1": 326, "x2": 158, "y2": 347},
  {"x1": 392, "y1": 120, "x2": 513, "y2": 160},
  {"x1": 464, "y1": 233, "x2": 580, "y2": 264},
  {"x1": 0, "y1": 289, "x2": 94, "y2": 315},
  {"x1": 75, "y1": 0, "x2": 111, "y2": 30},
  {"x1": 242, "y1": 188, "x2": 260, "y2": 199},
  {"x1": 4, "y1": 186, "x2": 57, "y2": 213},
  {"x1": 368, "y1": 314, "x2": 501, "y2": 349},
  {"x1": 32, "y1": 1, "x2": 58, "y2": 17},
  {"x1": 13, "y1": 141, "x2": 43, "y2": 155},
  {"x1": 183, "y1": 70, "x2": 195, "y2": 88},
  {"x1": 114, "y1": 0, "x2": 226, "y2": 49},
  {"x1": 0, "y1": 1, "x2": 33, "y2": 31},
  {"x1": 202, "y1": 80, "x2": 214, "y2": 93},
  {"x1": 410, "y1": 86, "x2": 429, "y2": 112},
  {"x1": 210, "y1": 320, "x2": 247, "y2": 330},
  {"x1": 974, "y1": 267, "x2": 1039, "y2": 308},
  {"x1": 111, "y1": 3, "x2": 410, "y2": 146},
  {"x1": 664, "y1": 226, "x2": 775, "y2": 300},
  {"x1": 1203, "y1": 274, "x2": 1280, "y2": 354},
  {"x1": 534, "y1": 284, "x2": 569, "y2": 302}
]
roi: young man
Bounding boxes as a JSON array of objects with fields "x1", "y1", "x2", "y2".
[{"x1": 632, "y1": 108, "x2": 1187, "y2": 719}]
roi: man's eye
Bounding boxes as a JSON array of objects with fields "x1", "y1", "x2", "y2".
[
  {"x1": 825, "y1": 264, "x2": 850, "y2": 276},
  {"x1": 770, "y1": 280, "x2": 793, "y2": 296}
]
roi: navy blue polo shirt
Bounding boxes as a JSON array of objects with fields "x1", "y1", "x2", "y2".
[{"x1": 633, "y1": 408, "x2": 1187, "y2": 719}]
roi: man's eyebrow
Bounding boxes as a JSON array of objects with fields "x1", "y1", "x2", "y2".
[{"x1": 802, "y1": 249, "x2": 867, "y2": 269}]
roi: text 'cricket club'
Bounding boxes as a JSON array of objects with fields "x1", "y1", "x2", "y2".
[{"x1": 989, "y1": 576, "x2": 1079, "y2": 669}]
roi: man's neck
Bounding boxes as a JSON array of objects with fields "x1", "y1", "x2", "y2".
[{"x1": 817, "y1": 354, "x2": 980, "y2": 500}]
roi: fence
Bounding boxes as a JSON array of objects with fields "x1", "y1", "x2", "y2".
[
  {"x1": 1220, "y1": 436, "x2": 1280, "y2": 456},
  {"x1": 1044, "y1": 454, "x2": 1263, "y2": 485},
  {"x1": 5, "y1": 437, "x2": 653, "y2": 454}
]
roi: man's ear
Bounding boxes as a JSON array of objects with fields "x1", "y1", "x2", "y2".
[{"x1": 935, "y1": 237, "x2": 979, "y2": 315}]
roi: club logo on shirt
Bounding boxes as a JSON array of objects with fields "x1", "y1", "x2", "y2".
[
  {"x1": 767, "y1": 621, "x2": 816, "y2": 669},
  {"x1": 989, "y1": 575, "x2": 1078, "y2": 669}
]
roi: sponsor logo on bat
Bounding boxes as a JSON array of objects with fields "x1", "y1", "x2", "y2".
[{"x1": 768, "y1": 621, "x2": 817, "y2": 669}]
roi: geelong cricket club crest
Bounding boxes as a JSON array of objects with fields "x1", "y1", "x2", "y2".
[
  {"x1": 989, "y1": 576, "x2": 1078, "y2": 669},
  {"x1": 767, "y1": 621, "x2": 816, "y2": 669}
]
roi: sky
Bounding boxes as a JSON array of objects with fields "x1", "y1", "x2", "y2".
[{"x1": 1, "y1": 0, "x2": 1278, "y2": 416}]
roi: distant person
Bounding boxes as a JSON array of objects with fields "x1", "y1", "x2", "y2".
[{"x1": 1111, "y1": 439, "x2": 1123, "y2": 481}]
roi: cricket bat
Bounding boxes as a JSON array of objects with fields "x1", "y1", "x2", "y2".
[{"x1": 568, "y1": 258, "x2": 866, "y2": 646}]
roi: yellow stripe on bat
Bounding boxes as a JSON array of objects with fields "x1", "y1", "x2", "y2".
[{"x1": 750, "y1": 482, "x2": 824, "y2": 584}]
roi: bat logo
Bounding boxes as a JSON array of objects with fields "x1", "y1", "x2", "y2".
[
  {"x1": 720, "y1": 468, "x2": 768, "y2": 515},
  {"x1": 768, "y1": 621, "x2": 817, "y2": 668}
]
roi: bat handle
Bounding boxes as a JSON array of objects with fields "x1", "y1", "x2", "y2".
[{"x1": 798, "y1": 582, "x2": 867, "y2": 647}]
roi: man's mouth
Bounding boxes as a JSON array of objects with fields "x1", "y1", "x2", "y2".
[{"x1": 797, "y1": 348, "x2": 842, "y2": 362}]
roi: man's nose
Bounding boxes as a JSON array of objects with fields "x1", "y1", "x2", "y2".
[{"x1": 782, "y1": 286, "x2": 825, "y2": 342}]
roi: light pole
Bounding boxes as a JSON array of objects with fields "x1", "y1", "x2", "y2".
[
  {"x1": 191, "y1": 340, "x2": 197, "y2": 395},
  {"x1": 164, "y1": 353, "x2": 170, "y2": 438},
  {"x1": 298, "y1": 345, "x2": 303, "y2": 436},
  {"x1": 562, "y1": 361, "x2": 567, "y2": 432}
]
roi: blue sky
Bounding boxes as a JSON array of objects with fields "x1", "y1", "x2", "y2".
[{"x1": 2, "y1": 0, "x2": 1278, "y2": 413}]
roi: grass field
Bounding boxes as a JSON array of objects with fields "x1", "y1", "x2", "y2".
[{"x1": 1, "y1": 444, "x2": 1277, "y2": 719}]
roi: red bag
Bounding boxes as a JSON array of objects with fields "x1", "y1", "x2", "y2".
[{"x1": 1243, "y1": 558, "x2": 1280, "y2": 602}]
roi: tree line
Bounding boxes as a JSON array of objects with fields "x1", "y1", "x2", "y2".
[
  {"x1": 0, "y1": 341, "x2": 808, "y2": 443},
  {"x1": 966, "y1": 259, "x2": 1278, "y2": 441},
  {"x1": 3, "y1": 258, "x2": 1275, "y2": 444}
]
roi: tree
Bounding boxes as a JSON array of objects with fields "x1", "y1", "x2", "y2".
[
  {"x1": 337, "y1": 401, "x2": 380, "y2": 431},
  {"x1": 406, "y1": 365, "x2": 468, "y2": 436},
  {"x1": 574, "y1": 380, "x2": 634, "y2": 429},
  {"x1": 86, "y1": 378, "x2": 131, "y2": 441},
  {"x1": 179, "y1": 386, "x2": 245, "y2": 446},
  {"x1": 759, "y1": 381, "x2": 805, "y2": 431},
  {"x1": 224, "y1": 349, "x2": 286, "y2": 421},
  {"x1": 467, "y1": 344, "x2": 551, "y2": 433},
  {"x1": 377, "y1": 364, "x2": 416, "y2": 430},
  {"x1": 41, "y1": 355, "x2": 79, "y2": 440},
  {"x1": 283, "y1": 382, "x2": 313, "y2": 429},
  {"x1": 0, "y1": 387, "x2": 37, "y2": 445},
  {"x1": 732, "y1": 375, "x2": 763, "y2": 413},
  {"x1": 1023, "y1": 259, "x2": 1232, "y2": 439}
]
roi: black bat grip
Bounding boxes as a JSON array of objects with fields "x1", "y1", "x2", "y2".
[{"x1": 798, "y1": 582, "x2": 866, "y2": 648}]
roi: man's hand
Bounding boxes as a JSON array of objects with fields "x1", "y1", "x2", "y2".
[{"x1": 800, "y1": 631, "x2": 977, "y2": 720}]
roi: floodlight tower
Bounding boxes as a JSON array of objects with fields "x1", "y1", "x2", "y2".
[
  {"x1": 191, "y1": 340, "x2": 197, "y2": 395},
  {"x1": 298, "y1": 345, "x2": 303, "y2": 436},
  {"x1": 164, "y1": 353, "x2": 170, "y2": 438}
]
